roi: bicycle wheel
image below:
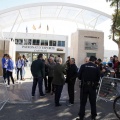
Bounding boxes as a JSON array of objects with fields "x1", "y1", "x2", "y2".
[{"x1": 113, "y1": 96, "x2": 120, "y2": 119}]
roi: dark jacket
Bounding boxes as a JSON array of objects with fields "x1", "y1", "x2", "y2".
[
  {"x1": 52, "y1": 63, "x2": 66, "y2": 85},
  {"x1": 48, "y1": 62, "x2": 56, "y2": 77},
  {"x1": 31, "y1": 59, "x2": 45, "y2": 78},
  {"x1": 78, "y1": 62, "x2": 100, "y2": 83},
  {"x1": 66, "y1": 64, "x2": 78, "y2": 82}
]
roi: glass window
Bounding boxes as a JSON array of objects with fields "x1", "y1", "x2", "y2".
[
  {"x1": 86, "y1": 53, "x2": 96, "y2": 57},
  {"x1": 41, "y1": 40, "x2": 44, "y2": 46},
  {"x1": 45, "y1": 40, "x2": 48, "y2": 46},
  {"x1": 49, "y1": 40, "x2": 52, "y2": 46},
  {"x1": 49, "y1": 40, "x2": 56, "y2": 46},
  {"x1": 62, "y1": 41, "x2": 65, "y2": 46},
  {"x1": 41, "y1": 40, "x2": 48, "y2": 46},
  {"x1": 24, "y1": 39, "x2": 32, "y2": 45},
  {"x1": 58, "y1": 41, "x2": 65, "y2": 47},
  {"x1": 15, "y1": 39, "x2": 18, "y2": 44},
  {"x1": 15, "y1": 39, "x2": 23, "y2": 45},
  {"x1": 33, "y1": 39, "x2": 40, "y2": 45},
  {"x1": 28, "y1": 39, "x2": 32, "y2": 45},
  {"x1": 53, "y1": 41, "x2": 56, "y2": 46},
  {"x1": 58, "y1": 41, "x2": 61, "y2": 46},
  {"x1": 24, "y1": 39, "x2": 27, "y2": 45}
]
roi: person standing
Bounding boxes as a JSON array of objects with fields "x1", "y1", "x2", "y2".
[
  {"x1": 66, "y1": 58, "x2": 78, "y2": 106},
  {"x1": 31, "y1": 53, "x2": 45, "y2": 97},
  {"x1": 16, "y1": 56, "x2": 24, "y2": 81},
  {"x1": 47, "y1": 57, "x2": 56, "y2": 94},
  {"x1": 76, "y1": 56, "x2": 100, "y2": 120},
  {"x1": 6, "y1": 54, "x2": 15, "y2": 87},
  {"x1": 44, "y1": 58, "x2": 49, "y2": 92},
  {"x1": 52, "y1": 57, "x2": 66, "y2": 107},
  {"x1": 22, "y1": 55, "x2": 28, "y2": 80},
  {"x1": 1, "y1": 54, "x2": 8, "y2": 83}
]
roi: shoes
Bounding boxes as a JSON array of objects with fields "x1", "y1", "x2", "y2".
[
  {"x1": 5, "y1": 81, "x2": 7, "y2": 84},
  {"x1": 40, "y1": 94, "x2": 46, "y2": 97},
  {"x1": 91, "y1": 116, "x2": 96, "y2": 120},
  {"x1": 76, "y1": 117, "x2": 84, "y2": 120},
  {"x1": 7, "y1": 85, "x2": 10, "y2": 87},
  {"x1": 67, "y1": 103, "x2": 74, "y2": 106},
  {"x1": 32, "y1": 95, "x2": 35, "y2": 97},
  {"x1": 22, "y1": 78, "x2": 25, "y2": 81},
  {"x1": 51, "y1": 92, "x2": 54, "y2": 95},
  {"x1": 55, "y1": 104, "x2": 62, "y2": 107},
  {"x1": 46, "y1": 91, "x2": 50, "y2": 93}
]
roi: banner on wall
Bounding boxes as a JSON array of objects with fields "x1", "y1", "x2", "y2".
[{"x1": 16, "y1": 45, "x2": 65, "y2": 53}]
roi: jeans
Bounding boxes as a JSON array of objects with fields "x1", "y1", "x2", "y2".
[
  {"x1": 17, "y1": 68, "x2": 22, "y2": 80},
  {"x1": 32, "y1": 77, "x2": 44, "y2": 96}
]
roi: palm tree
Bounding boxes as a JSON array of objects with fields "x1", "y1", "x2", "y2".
[{"x1": 106, "y1": 0, "x2": 120, "y2": 59}]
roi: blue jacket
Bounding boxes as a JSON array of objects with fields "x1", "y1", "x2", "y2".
[
  {"x1": 7, "y1": 59, "x2": 14, "y2": 71},
  {"x1": 16, "y1": 59, "x2": 24, "y2": 68},
  {"x1": 2, "y1": 58, "x2": 7, "y2": 68}
]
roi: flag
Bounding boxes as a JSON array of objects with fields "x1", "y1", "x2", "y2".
[
  {"x1": 26, "y1": 26, "x2": 28, "y2": 33},
  {"x1": 32, "y1": 25, "x2": 36, "y2": 30},
  {"x1": 47, "y1": 25, "x2": 49, "y2": 31},
  {"x1": 38, "y1": 23, "x2": 41, "y2": 29}
]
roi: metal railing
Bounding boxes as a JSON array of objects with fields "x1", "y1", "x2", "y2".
[
  {"x1": 0, "y1": 77, "x2": 9, "y2": 110},
  {"x1": 97, "y1": 77, "x2": 120, "y2": 102}
]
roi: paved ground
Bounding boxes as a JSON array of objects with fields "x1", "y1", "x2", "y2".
[{"x1": 0, "y1": 67, "x2": 119, "y2": 120}]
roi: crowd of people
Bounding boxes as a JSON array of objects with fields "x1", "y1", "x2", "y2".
[
  {"x1": 93, "y1": 55, "x2": 120, "y2": 78},
  {"x1": 30, "y1": 53, "x2": 120, "y2": 120},
  {"x1": 1, "y1": 54, "x2": 28, "y2": 87},
  {"x1": 30, "y1": 54, "x2": 78, "y2": 107},
  {"x1": 2, "y1": 53, "x2": 120, "y2": 120}
]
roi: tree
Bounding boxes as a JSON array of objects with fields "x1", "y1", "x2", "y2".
[{"x1": 106, "y1": 0, "x2": 120, "y2": 59}]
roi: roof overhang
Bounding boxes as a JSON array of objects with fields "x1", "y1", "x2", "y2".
[{"x1": 0, "y1": 2, "x2": 112, "y2": 29}]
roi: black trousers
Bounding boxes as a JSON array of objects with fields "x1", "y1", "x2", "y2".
[
  {"x1": 32, "y1": 77, "x2": 44, "y2": 96},
  {"x1": 68, "y1": 79, "x2": 76, "y2": 104},
  {"x1": 48, "y1": 77, "x2": 54, "y2": 92},
  {"x1": 7, "y1": 71, "x2": 14, "y2": 85},
  {"x1": 78, "y1": 86, "x2": 97, "y2": 118},
  {"x1": 54, "y1": 85, "x2": 63, "y2": 105},
  {"x1": 17, "y1": 68, "x2": 22, "y2": 80},
  {"x1": 3, "y1": 68, "x2": 7, "y2": 81}
]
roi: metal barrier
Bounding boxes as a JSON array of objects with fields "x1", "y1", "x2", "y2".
[
  {"x1": 97, "y1": 77, "x2": 120, "y2": 102},
  {"x1": 0, "y1": 77, "x2": 9, "y2": 110}
]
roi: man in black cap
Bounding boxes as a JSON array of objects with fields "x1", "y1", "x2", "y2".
[{"x1": 76, "y1": 56, "x2": 100, "y2": 120}]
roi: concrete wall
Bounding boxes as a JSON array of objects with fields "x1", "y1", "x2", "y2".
[
  {"x1": 71, "y1": 29, "x2": 104, "y2": 67},
  {"x1": 0, "y1": 39, "x2": 15, "y2": 76}
]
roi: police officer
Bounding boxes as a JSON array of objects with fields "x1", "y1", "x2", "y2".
[{"x1": 76, "y1": 56, "x2": 100, "y2": 120}]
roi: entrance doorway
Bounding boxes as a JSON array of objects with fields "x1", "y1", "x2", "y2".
[{"x1": 32, "y1": 53, "x2": 48, "y2": 61}]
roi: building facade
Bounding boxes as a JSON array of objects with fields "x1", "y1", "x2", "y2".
[
  {"x1": 4, "y1": 32, "x2": 68, "y2": 64},
  {"x1": 71, "y1": 29, "x2": 104, "y2": 67}
]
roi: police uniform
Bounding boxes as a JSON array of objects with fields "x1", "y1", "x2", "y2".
[{"x1": 77, "y1": 60, "x2": 100, "y2": 120}]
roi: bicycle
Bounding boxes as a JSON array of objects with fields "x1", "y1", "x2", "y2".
[
  {"x1": 97, "y1": 77, "x2": 120, "y2": 119},
  {"x1": 113, "y1": 95, "x2": 120, "y2": 119}
]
